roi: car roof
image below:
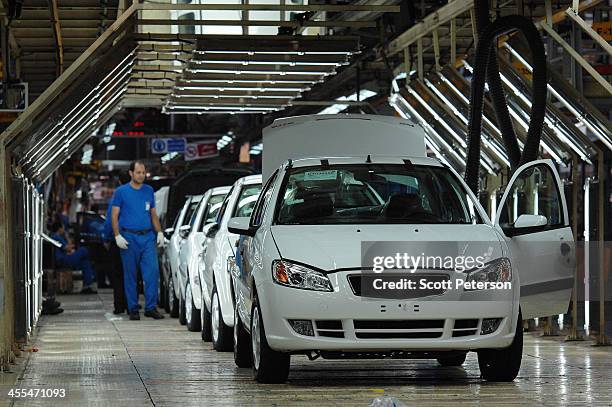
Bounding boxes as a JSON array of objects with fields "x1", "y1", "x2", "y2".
[
  {"x1": 287, "y1": 155, "x2": 443, "y2": 168},
  {"x1": 238, "y1": 174, "x2": 262, "y2": 185},
  {"x1": 209, "y1": 186, "x2": 232, "y2": 194}
]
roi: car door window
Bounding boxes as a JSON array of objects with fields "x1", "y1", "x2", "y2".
[
  {"x1": 232, "y1": 184, "x2": 263, "y2": 218},
  {"x1": 498, "y1": 164, "x2": 563, "y2": 228},
  {"x1": 200, "y1": 193, "x2": 227, "y2": 231},
  {"x1": 251, "y1": 171, "x2": 278, "y2": 227},
  {"x1": 216, "y1": 186, "x2": 235, "y2": 224}
]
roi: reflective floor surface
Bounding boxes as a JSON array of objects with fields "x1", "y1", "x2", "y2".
[{"x1": 1, "y1": 290, "x2": 611, "y2": 406}]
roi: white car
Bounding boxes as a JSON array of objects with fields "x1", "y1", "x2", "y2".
[
  {"x1": 199, "y1": 175, "x2": 262, "y2": 350},
  {"x1": 227, "y1": 117, "x2": 574, "y2": 383},
  {"x1": 177, "y1": 186, "x2": 230, "y2": 331},
  {"x1": 164, "y1": 194, "x2": 204, "y2": 319}
]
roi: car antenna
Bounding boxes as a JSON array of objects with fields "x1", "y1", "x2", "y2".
[{"x1": 365, "y1": 154, "x2": 372, "y2": 163}]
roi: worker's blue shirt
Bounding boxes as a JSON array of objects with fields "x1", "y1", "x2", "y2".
[{"x1": 111, "y1": 183, "x2": 155, "y2": 231}]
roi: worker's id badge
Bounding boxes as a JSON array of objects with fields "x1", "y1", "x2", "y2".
[{"x1": 145, "y1": 201, "x2": 151, "y2": 211}]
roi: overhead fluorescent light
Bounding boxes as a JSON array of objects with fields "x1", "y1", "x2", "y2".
[
  {"x1": 186, "y1": 68, "x2": 332, "y2": 76},
  {"x1": 317, "y1": 89, "x2": 377, "y2": 115},
  {"x1": 192, "y1": 60, "x2": 345, "y2": 67}
]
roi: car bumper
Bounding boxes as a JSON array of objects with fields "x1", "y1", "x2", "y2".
[{"x1": 256, "y1": 279, "x2": 517, "y2": 352}]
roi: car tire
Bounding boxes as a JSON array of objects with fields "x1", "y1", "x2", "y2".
[
  {"x1": 168, "y1": 277, "x2": 179, "y2": 318},
  {"x1": 163, "y1": 277, "x2": 171, "y2": 314},
  {"x1": 179, "y1": 287, "x2": 187, "y2": 326},
  {"x1": 234, "y1": 300, "x2": 252, "y2": 368},
  {"x1": 185, "y1": 281, "x2": 201, "y2": 332},
  {"x1": 201, "y1": 301, "x2": 212, "y2": 342},
  {"x1": 211, "y1": 284, "x2": 232, "y2": 351},
  {"x1": 478, "y1": 310, "x2": 523, "y2": 382},
  {"x1": 251, "y1": 295, "x2": 290, "y2": 384},
  {"x1": 437, "y1": 352, "x2": 467, "y2": 367},
  {"x1": 158, "y1": 274, "x2": 166, "y2": 309}
]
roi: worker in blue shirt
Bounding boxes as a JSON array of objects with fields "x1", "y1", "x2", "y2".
[{"x1": 111, "y1": 161, "x2": 165, "y2": 320}]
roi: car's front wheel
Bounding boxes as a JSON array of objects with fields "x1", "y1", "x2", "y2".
[
  {"x1": 478, "y1": 311, "x2": 523, "y2": 382},
  {"x1": 201, "y1": 301, "x2": 212, "y2": 341},
  {"x1": 178, "y1": 285, "x2": 187, "y2": 326},
  {"x1": 234, "y1": 300, "x2": 252, "y2": 368},
  {"x1": 185, "y1": 281, "x2": 201, "y2": 332},
  {"x1": 251, "y1": 295, "x2": 290, "y2": 383},
  {"x1": 211, "y1": 284, "x2": 232, "y2": 351},
  {"x1": 168, "y1": 277, "x2": 179, "y2": 318}
]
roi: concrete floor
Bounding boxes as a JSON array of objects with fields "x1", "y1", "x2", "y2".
[{"x1": 1, "y1": 290, "x2": 612, "y2": 407}]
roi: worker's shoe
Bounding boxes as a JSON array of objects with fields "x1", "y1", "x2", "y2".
[
  {"x1": 80, "y1": 287, "x2": 98, "y2": 295},
  {"x1": 129, "y1": 310, "x2": 140, "y2": 321},
  {"x1": 144, "y1": 309, "x2": 164, "y2": 319}
]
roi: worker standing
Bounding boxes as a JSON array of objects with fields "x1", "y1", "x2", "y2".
[{"x1": 111, "y1": 161, "x2": 165, "y2": 320}]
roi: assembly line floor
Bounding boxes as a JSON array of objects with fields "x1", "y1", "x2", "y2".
[{"x1": 2, "y1": 291, "x2": 612, "y2": 407}]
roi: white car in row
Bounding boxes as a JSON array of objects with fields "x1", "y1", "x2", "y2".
[
  {"x1": 199, "y1": 175, "x2": 262, "y2": 349},
  {"x1": 164, "y1": 194, "x2": 203, "y2": 318},
  {"x1": 177, "y1": 186, "x2": 231, "y2": 330},
  {"x1": 227, "y1": 115, "x2": 574, "y2": 383}
]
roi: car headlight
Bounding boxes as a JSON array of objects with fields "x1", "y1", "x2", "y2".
[
  {"x1": 271, "y1": 260, "x2": 333, "y2": 292},
  {"x1": 464, "y1": 257, "x2": 512, "y2": 291}
]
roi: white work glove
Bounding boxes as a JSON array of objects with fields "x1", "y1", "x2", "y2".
[
  {"x1": 115, "y1": 234, "x2": 129, "y2": 250},
  {"x1": 157, "y1": 231, "x2": 164, "y2": 248}
]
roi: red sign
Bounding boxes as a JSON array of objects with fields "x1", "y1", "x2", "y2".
[{"x1": 185, "y1": 141, "x2": 218, "y2": 161}]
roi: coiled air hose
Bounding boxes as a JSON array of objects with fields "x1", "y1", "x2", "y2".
[
  {"x1": 464, "y1": 7, "x2": 548, "y2": 193},
  {"x1": 473, "y1": 0, "x2": 522, "y2": 169}
]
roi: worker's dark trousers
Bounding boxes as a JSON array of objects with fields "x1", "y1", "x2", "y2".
[{"x1": 109, "y1": 242, "x2": 127, "y2": 312}]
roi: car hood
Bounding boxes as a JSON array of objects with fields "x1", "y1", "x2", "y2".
[{"x1": 271, "y1": 224, "x2": 504, "y2": 271}]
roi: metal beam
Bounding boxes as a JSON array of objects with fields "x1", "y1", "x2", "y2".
[
  {"x1": 565, "y1": 7, "x2": 612, "y2": 56},
  {"x1": 136, "y1": 19, "x2": 376, "y2": 28},
  {"x1": 539, "y1": 22, "x2": 612, "y2": 95},
  {"x1": 138, "y1": 4, "x2": 401, "y2": 12},
  {"x1": 386, "y1": 0, "x2": 473, "y2": 56}
]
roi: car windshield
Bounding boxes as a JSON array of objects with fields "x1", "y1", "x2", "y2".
[
  {"x1": 275, "y1": 164, "x2": 480, "y2": 225},
  {"x1": 232, "y1": 184, "x2": 262, "y2": 218}
]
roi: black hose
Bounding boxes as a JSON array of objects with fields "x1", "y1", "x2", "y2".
[
  {"x1": 464, "y1": 15, "x2": 548, "y2": 193},
  {"x1": 473, "y1": 0, "x2": 522, "y2": 169}
]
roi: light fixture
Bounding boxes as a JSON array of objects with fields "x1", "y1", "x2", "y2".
[
  {"x1": 186, "y1": 68, "x2": 332, "y2": 76},
  {"x1": 317, "y1": 89, "x2": 377, "y2": 115},
  {"x1": 192, "y1": 60, "x2": 345, "y2": 67}
]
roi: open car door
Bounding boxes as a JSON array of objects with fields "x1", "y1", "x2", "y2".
[{"x1": 495, "y1": 159, "x2": 575, "y2": 319}]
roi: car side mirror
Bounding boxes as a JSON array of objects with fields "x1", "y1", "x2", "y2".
[
  {"x1": 178, "y1": 224, "x2": 191, "y2": 238},
  {"x1": 503, "y1": 214, "x2": 548, "y2": 237},
  {"x1": 514, "y1": 214, "x2": 547, "y2": 228},
  {"x1": 227, "y1": 217, "x2": 256, "y2": 237}
]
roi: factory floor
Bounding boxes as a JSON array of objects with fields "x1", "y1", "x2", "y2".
[{"x1": 1, "y1": 290, "x2": 612, "y2": 406}]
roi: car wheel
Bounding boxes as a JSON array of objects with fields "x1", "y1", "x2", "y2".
[
  {"x1": 158, "y1": 274, "x2": 166, "y2": 309},
  {"x1": 163, "y1": 277, "x2": 171, "y2": 314},
  {"x1": 186, "y1": 281, "x2": 201, "y2": 332},
  {"x1": 168, "y1": 277, "x2": 179, "y2": 318},
  {"x1": 478, "y1": 310, "x2": 523, "y2": 382},
  {"x1": 201, "y1": 301, "x2": 212, "y2": 342},
  {"x1": 251, "y1": 295, "x2": 290, "y2": 383},
  {"x1": 234, "y1": 300, "x2": 252, "y2": 368},
  {"x1": 437, "y1": 352, "x2": 467, "y2": 367},
  {"x1": 211, "y1": 284, "x2": 233, "y2": 351},
  {"x1": 179, "y1": 286, "x2": 187, "y2": 326}
]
